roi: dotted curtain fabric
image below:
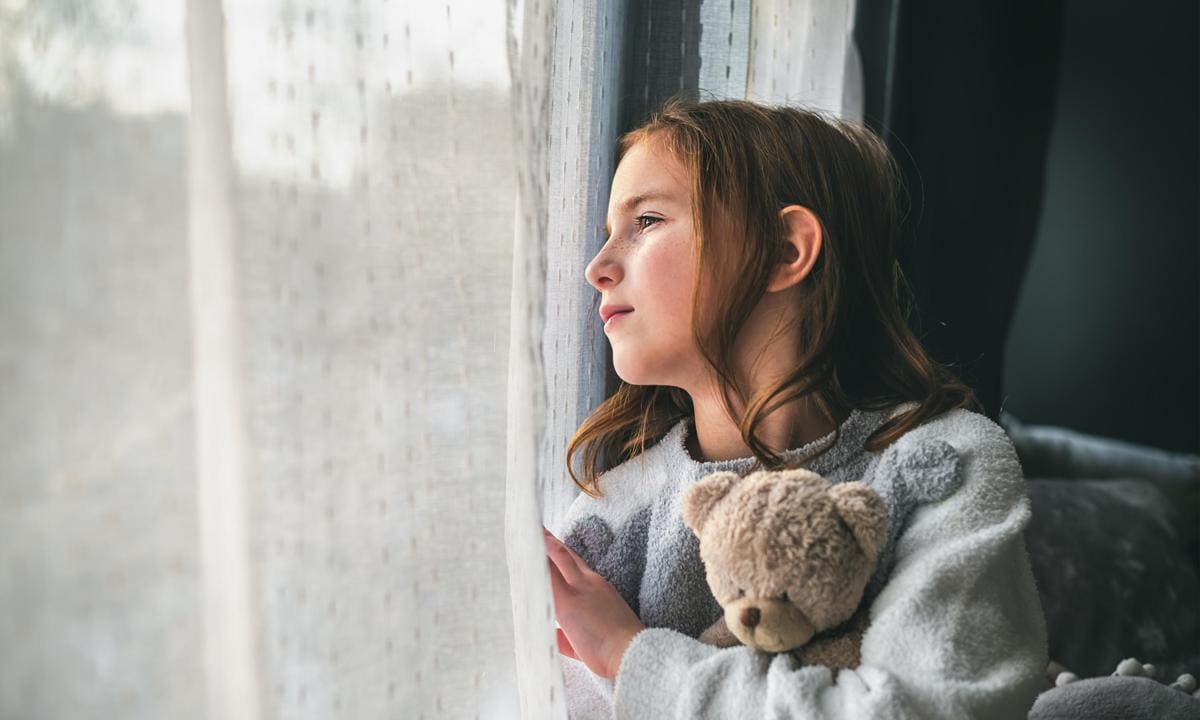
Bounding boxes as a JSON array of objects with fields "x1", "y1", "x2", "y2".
[
  {"x1": 214, "y1": 2, "x2": 520, "y2": 718},
  {"x1": 504, "y1": 0, "x2": 625, "y2": 716},
  {"x1": 1, "y1": 0, "x2": 521, "y2": 718},
  {"x1": 748, "y1": 0, "x2": 863, "y2": 117},
  {"x1": 0, "y1": 3, "x2": 209, "y2": 718}
]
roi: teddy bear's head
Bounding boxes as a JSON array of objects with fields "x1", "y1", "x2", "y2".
[{"x1": 681, "y1": 467, "x2": 886, "y2": 652}]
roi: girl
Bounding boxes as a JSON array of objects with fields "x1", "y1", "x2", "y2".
[{"x1": 543, "y1": 98, "x2": 1049, "y2": 719}]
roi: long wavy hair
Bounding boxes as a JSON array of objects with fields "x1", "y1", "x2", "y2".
[{"x1": 567, "y1": 97, "x2": 980, "y2": 499}]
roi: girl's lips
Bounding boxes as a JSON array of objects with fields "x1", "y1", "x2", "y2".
[{"x1": 604, "y1": 310, "x2": 633, "y2": 330}]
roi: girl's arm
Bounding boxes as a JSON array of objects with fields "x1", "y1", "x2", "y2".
[{"x1": 610, "y1": 420, "x2": 1051, "y2": 720}]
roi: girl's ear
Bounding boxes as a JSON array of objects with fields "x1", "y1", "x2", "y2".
[
  {"x1": 681, "y1": 471, "x2": 741, "y2": 535},
  {"x1": 767, "y1": 205, "x2": 823, "y2": 293}
]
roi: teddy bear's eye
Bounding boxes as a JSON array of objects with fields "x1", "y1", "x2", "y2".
[
  {"x1": 780, "y1": 591, "x2": 790, "y2": 602},
  {"x1": 736, "y1": 588, "x2": 745, "y2": 598}
]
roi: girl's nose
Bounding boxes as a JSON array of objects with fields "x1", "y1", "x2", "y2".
[{"x1": 585, "y1": 251, "x2": 622, "y2": 290}]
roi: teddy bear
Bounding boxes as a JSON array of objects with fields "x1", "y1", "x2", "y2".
[{"x1": 680, "y1": 467, "x2": 887, "y2": 670}]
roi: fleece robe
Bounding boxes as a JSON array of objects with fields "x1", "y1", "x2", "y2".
[{"x1": 552, "y1": 401, "x2": 1050, "y2": 720}]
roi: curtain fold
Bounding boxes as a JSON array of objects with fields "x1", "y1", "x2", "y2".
[
  {"x1": 747, "y1": 0, "x2": 862, "y2": 117},
  {"x1": 186, "y1": 0, "x2": 263, "y2": 716},
  {"x1": 850, "y1": 0, "x2": 1064, "y2": 422},
  {"x1": 504, "y1": 0, "x2": 560, "y2": 715},
  {"x1": 504, "y1": 0, "x2": 626, "y2": 715}
]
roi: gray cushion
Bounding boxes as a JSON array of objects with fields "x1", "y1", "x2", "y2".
[
  {"x1": 1029, "y1": 676, "x2": 1200, "y2": 720},
  {"x1": 1025, "y1": 478, "x2": 1200, "y2": 679},
  {"x1": 1000, "y1": 413, "x2": 1200, "y2": 680}
]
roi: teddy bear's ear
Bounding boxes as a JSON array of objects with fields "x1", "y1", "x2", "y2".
[
  {"x1": 828, "y1": 481, "x2": 888, "y2": 561},
  {"x1": 681, "y1": 471, "x2": 741, "y2": 535}
]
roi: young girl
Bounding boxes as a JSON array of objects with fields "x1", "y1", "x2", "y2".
[{"x1": 542, "y1": 98, "x2": 1050, "y2": 719}]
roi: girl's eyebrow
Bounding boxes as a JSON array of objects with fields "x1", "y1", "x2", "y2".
[{"x1": 603, "y1": 190, "x2": 678, "y2": 237}]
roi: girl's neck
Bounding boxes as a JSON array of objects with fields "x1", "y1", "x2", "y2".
[{"x1": 685, "y1": 396, "x2": 850, "y2": 463}]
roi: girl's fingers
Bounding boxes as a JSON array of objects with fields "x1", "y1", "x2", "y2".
[
  {"x1": 556, "y1": 627, "x2": 578, "y2": 660},
  {"x1": 546, "y1": 550, "x2": 574, "y2": 610},
  {"x1": 545, "y1": 533, "x2": 585, "y2": 585}
]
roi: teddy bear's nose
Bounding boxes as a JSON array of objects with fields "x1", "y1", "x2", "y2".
[{"x1": 740, "y1": 606, "x2": 761, "y2": 628}]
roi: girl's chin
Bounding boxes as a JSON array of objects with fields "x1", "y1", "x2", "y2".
[
  {"x1": 611, "y1": 354, "x2": 683, "y2": 388},
  {"x1": 611, "y1": 360, "x2": 656, "y2": 384},
  {"x1": 612, "y1": 373, "x2": 655, "y2": 388},
  {"x1": 614, "y1": 360, "x2": 691, "y2": 388}
]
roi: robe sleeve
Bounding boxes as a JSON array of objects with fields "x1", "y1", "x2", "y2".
[{"x1": 610, "y1": 425, "x2": 1052, "y2": 720}]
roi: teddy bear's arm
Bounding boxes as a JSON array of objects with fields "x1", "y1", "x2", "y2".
[
  {"x1": 698, "y1": 615, "x2": 742, "y2": 648},
  {"x1": 789, "y1": 611, "x2": 870, "y2": 671},
  {"x1": 791, "y1": 634, "x2": 861, "y2": 671}
]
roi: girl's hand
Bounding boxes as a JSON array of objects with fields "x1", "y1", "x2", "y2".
[{"x1": 543, "y1": 525, "x2": 646, "y2": 680}]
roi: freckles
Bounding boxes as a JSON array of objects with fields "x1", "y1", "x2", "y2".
[{"x1": 647, "y1": 239, "x2": 692, "y2": 282}]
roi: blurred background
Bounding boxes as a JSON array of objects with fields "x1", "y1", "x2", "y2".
[{"x1": 1000, "y1": 1, "x2": 1197, "y2": 454}]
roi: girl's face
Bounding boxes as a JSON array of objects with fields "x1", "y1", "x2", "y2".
[{"x1": 586, "y1": 138, "x2": 706, "y2": 389}]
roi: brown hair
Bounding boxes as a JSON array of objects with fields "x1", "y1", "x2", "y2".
[{"x1": 567, "y1": 97, "x2": 980, "y2": 498}]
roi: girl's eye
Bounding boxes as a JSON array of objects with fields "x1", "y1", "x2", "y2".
[{"x1": 634, "y1": 214, "x2": 662, "y2": 232}]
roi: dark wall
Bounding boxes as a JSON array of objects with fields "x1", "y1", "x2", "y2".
[{"x1": 1002, "y1": 1, "x2": 1199, "y2": 454}]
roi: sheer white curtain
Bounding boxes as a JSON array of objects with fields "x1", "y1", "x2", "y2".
[
  {"x1": 0, "y1": 0, "x2": 858, "y2": 718},
  {"x1": 3, "y1": 0, "x2": 518, "y2": 717}
]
